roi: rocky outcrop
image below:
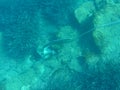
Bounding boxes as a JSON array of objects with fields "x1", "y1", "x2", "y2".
[
  {"x1": 75, "y1": 1, "x2": 95, "y2": 23},
  {"x1": 93, "y1": 3, "x2": 120, "y2": 61}
]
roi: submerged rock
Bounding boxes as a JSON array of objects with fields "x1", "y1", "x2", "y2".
[
  {"x1": 93, "y1": 3, "x2": 120, "y2": 60},
  {"x1": 45, "y1": 67, "x2": 81, "y2": 90},
  {"x1": 74, "y1": 1, "x2": 95, "y2": 23},
  {"x1": 57, "y1": 26, "x2": 82, "y2": 72}
]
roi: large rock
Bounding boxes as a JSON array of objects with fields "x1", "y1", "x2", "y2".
[
  {"x1": 74, "y1": 1, "x2": 95, "y2": 23},
  {"x1": 93, "y1": 3, "x2": 120, "y2": 61}
]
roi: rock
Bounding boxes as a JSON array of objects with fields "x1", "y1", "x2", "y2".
[
  {"x1": 6, "y1": 77, "x2": 23, "y2": 90},
  {"x1": 74, "y1": 1, "x2": 95, "y2": 23},
  {"x1": 93, "y1": 3, "x2": 120, "y2": 61},
  {"x1": 57, "y1": 26, "x2": 82, "y2": 72},
  {"x1": 46, "y1": 67, "x2": 81, "y2": 90}
]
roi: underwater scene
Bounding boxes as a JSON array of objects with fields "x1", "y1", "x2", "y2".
[{"x1": 0, "y1": 0, "x2": 120, "y2": 90}]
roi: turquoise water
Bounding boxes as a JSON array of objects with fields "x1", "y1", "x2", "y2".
[{"x1": 0, "y1": 0, "x2": 120, "y2": 90}]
